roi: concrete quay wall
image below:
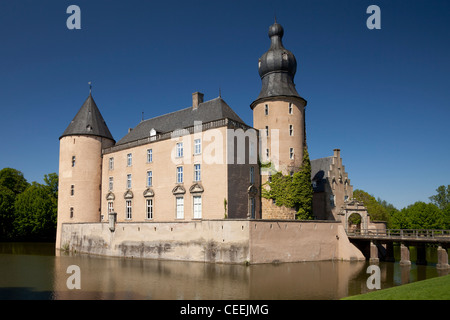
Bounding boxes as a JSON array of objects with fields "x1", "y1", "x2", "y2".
[{"x1": 60, "y1": 220, "x2": 364, "y2": 264}]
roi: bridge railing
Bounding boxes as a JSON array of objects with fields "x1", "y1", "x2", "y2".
[{"x1": 347, "y1": 229, "x2": 450, "y2": 239}]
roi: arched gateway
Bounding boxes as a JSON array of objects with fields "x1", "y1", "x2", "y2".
[{"x1": 338, "y1": 199, "x2": 371, "y2": 234}]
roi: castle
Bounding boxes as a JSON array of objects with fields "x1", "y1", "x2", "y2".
[{"x1": 56, "y1": 22, "x2": 374, "y2": 263}]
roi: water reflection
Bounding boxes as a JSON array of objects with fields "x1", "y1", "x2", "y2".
[
  {"x1": 0, "y1": 243, "x2": 447, "y2": 300},
  {"x1": 53, "y1": 254, "x2": 369, "y2": 300}
]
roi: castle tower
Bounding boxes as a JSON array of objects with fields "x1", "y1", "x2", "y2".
[
  {"x1": 251, "y1": 21, "x2": 308, "y2": 219},
  {"x1": 55, "y1": 93, "x2": 115, "y2": 250}
]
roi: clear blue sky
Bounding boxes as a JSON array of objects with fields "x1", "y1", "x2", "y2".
[{"x1": 0, "y1": 0, "x2": 449, "y2": 210}]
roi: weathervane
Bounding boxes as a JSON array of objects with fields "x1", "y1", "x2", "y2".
[{"x1": 88, "y1": 81, "x2": 92, "y2": 95}]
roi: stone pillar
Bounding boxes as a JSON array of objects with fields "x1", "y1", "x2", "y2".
[
  {"x1": 436, "y1": 245, "x2": 449, "y2": 270},
  {"x1": 399, "y1": 243, "x2": 411, "y2": 266},
  {"x1": 416, "y1": 244, "x2": 427, "y2": 265},
  {"x1": 385, "y1": 242, "x2": 395, "y2": 262},
  {"x1": 369, "y1": 241, "x2": 379, "y2": 264}
]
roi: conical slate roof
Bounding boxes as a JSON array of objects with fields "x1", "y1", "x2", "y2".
[{"x1": 60, "y1": 94, "x2": 115, "y2": 142}]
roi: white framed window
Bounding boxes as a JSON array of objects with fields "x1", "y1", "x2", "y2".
[
  {"x1": 72, "y1": 156, "x2": 76, "y2": 167},
  {"x1": 194, "y1": 139, "x2": 201, "y2": 155},
  {"x1": 193, "y1": 196, "x2": 202, "y2": 219},
  {"x1": 108, "y1": 201, "x2": 114, "y2": 214},
  {"x1": 176, "y1": 142, "x2": 183, "y2": 158},
  {"x1": 146, "y1": 199, "x2": 153, "y2": 220},
  {"x1": 177, "y1": 166, "x2": 183, "y2": 183},
  {"x1": 147, "y1": 149, "x2": 153, "y2": 163},
  {"x1": 109, "y1": 157, "x2": 114, "y2": 170},
  {"x1": 194, "y1": 164, "x2": 201, "y2": 182},
  {"x1": 289, "y1": 103, "x2": 293, "y2": 114},
  {"x1": 289, "y1": 148, "x2": 294, "y2": 160},
  {"x1": 127, "y1": 153, "x2": 132, "y2": 167},
  {"x1": 127, "y1": 174, "x2": 132, "y2": 189},
  {"x1": 176, "y1": 197, "x2": 184, "y2": 219},
  {"x1": 126, "y1": 200, "x2": 132, "y2": 220},
  {"x1": 147, "y1": 171, "x2": 153, "y2": 187},
  {"x1": 265, "y1": 104, "x2": 269, "y2": 115},
  {"x1": 109, "y1": 177, "x2": 113, "y2": 191},
  {"x1": 289, "y1": 124, "x2": 294, "y2": 136},
  {"x1": 250, "y1": 166, "x2": 254, "y2": 184}
]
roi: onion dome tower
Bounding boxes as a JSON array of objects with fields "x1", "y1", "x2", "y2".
[
  {"x1": 251, "y1": 21, "x2": 307, "y2": 175},
  {"x1": 56, "y1": 93, "x2": 115, "y2": 250},
  {"x1": 252, "y1": 21, "x2": 308, "y2": 220}
]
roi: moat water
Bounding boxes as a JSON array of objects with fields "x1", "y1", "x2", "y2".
[{"x1": 0, "y1": 242, "x2": 448, "y2": 300}]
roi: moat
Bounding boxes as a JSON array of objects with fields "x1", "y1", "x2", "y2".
[{"x1": 0, "y1": 242, "x2": 447, "y2": 300}]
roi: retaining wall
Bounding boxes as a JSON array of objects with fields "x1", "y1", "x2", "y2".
[{"x1": 60, "y1": 220, "x2": 364, "y2": 264}]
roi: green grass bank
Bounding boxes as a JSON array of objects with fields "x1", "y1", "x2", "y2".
[{"x1": 343, "y1": 274, "x2": 450, "y2": 300}]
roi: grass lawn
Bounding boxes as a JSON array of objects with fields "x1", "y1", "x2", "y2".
[{"x1": 343, "y1": 274, "x2": 450, "y2": 300}]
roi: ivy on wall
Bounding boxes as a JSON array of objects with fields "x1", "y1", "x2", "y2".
[{"x1": 261, "y1": 147, "x2": 313, "y2": 220}]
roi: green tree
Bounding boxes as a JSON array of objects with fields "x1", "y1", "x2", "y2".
[
  {"x1": 396, "y1": 202, "x2": 445, "y2": 230},
  {"x1": 0, "y1": 186, "x2": 15, "y2": 239},
  {"x1": 353, "y1": 189, "x2": 391, "y2": 225},
  {"x1": 0, "y1": 168, "x2": 29, "y2": 195},
  {"x1": 13, "y1": 180, "x2": 57, "y2": 240},
  {"x1": 429, "y1": 185, "x2": 450, "y2": 210},
  {"x1": 443, "y1": 205, "x2": 450, "y2": 229},
  {"x1": 389, "y1": 208, "x2": 410, "y2": 229}
]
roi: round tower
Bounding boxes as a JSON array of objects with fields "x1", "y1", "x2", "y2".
[
  {"x1": 251, "y1": 21, "x2": 308, "y2": 219},
  {"x1": 56, "y1": 94, "x2": 115, "y2": 250},
  {"x1": 251, "y1": 21, "x2": 307, "y2": 175}
]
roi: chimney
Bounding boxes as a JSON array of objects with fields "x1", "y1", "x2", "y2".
[
  {"x1": 192, "y1": 92, "x2": 204, "y2": 110},
  {"x1": 333, "y1": 148, "x2": 340, "y2": 158}
]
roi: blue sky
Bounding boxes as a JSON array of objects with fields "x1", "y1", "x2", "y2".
[{"x1": 0, "y1": 0, "x2": 449, "y2": 209}]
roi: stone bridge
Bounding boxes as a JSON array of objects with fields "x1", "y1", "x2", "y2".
[{"x1": 347, "y1": 229, "x2": 450, "y2": 270}]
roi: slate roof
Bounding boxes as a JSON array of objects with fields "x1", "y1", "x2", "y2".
[
  {"x1": 60, "y1": 94, "x2": 115, "y2": 142},
  {"x1": 310, "y1": 156, "x2": 333, "y2": 192},
  {"x1": 116, "y1": 96, "x2": 246, "y2": 146}
]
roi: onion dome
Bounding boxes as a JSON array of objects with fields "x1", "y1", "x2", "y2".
[{"x1": 251, "y1": 21, "x2": 304, "y2": 108}]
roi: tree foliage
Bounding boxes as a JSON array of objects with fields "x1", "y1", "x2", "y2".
[
  {"x1": 0, "y1": 186, "x2": 15, "y2": 239},
  {"x1": 429, "y1": 185, "x2": 450, "y2": 210},
  {"x1": 355, "y1": 187, "x2": 449, "y2": 230},
  {"x1": 390, "y1": 202, "x2": 445, "y2": 230},
  {"x1": 0, "y1": 168, "x2": 58, "y2": 241},
  {"x1": 0, "y1": 168, "x2": 29, "y2": 195},
  {"x1": 353, "y1": 189, "x2": 392, "y2": 225},
  {"x1": 14, "y1": 182, "x2": 57, "y2": 240}
]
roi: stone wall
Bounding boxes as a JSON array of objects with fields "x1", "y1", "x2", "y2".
[
  {"x1": 261, "y1": 198, "x2": 296, "y2": 220},
  {"x1": 60, "y1": 219, "x2": 364, "y2": 264}
]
